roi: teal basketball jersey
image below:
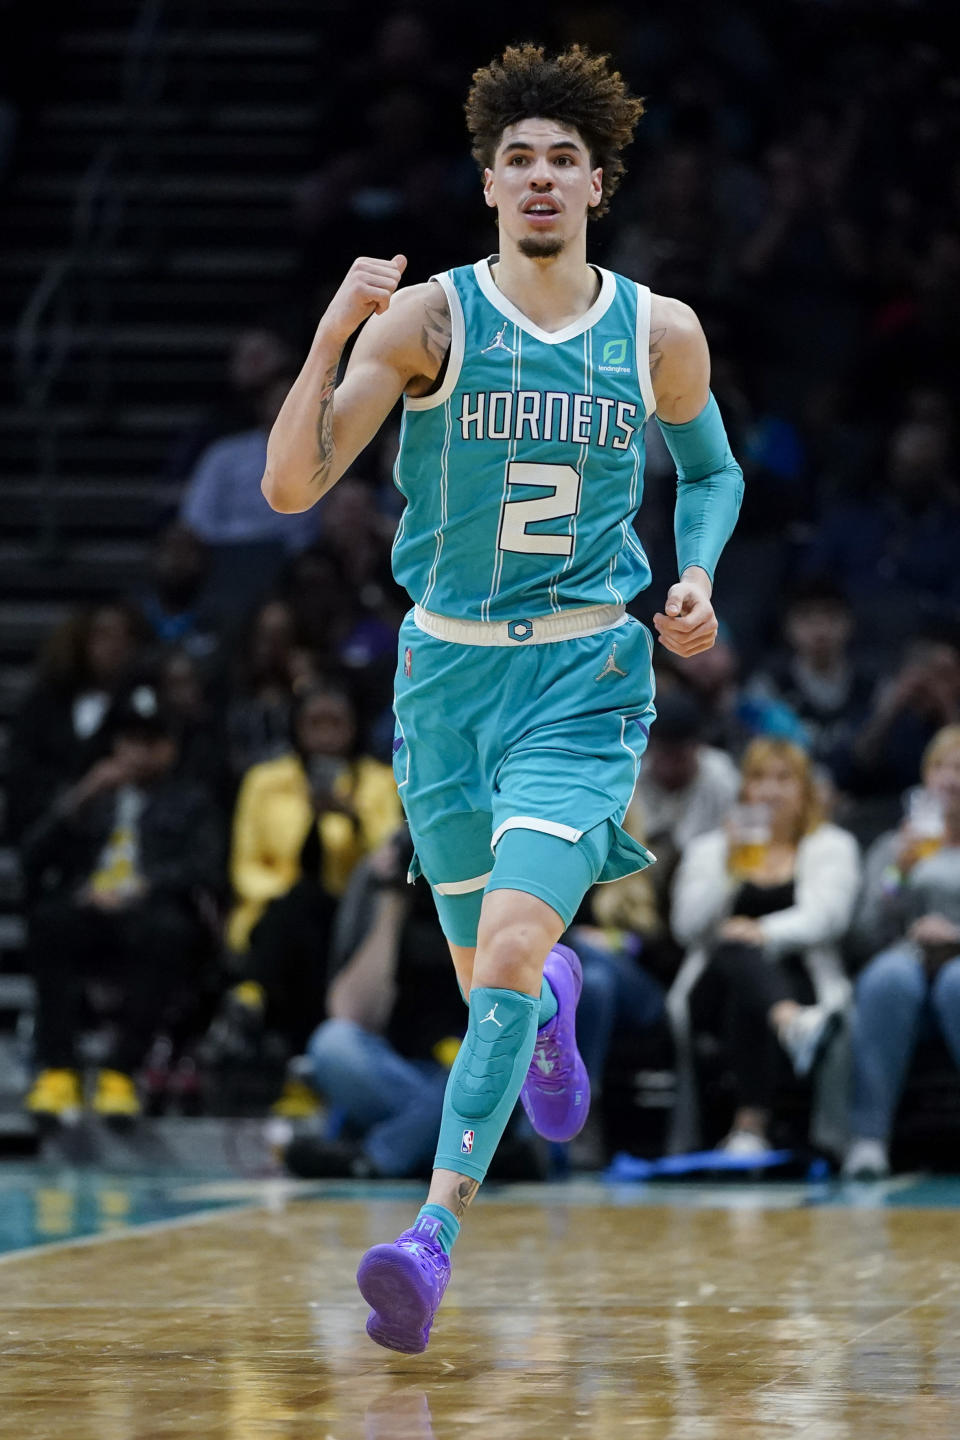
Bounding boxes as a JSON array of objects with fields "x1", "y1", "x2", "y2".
[{"x1": 391, "y1": 256, "x2": 658, "y2": 623}]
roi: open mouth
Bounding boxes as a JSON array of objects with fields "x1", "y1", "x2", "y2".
[
  {"x1": 523, "y1": 207, "x2": 560, "y2": 225},
  {"x1": 522, "y1": 199, "x2": 560, "y2": 218}
]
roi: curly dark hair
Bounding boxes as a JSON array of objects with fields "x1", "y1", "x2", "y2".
[{"x1": 465, "y1": 43, "x2": 645, "y2": 220}]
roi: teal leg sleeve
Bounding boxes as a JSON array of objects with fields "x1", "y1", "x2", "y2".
[
  {"x1": 433, "y1": 986, "x2": 539, "y2": 1181},
  {"x1": 432, "y1": 886, "x2": 484, "y2": 948},
  {"x1": 456, "y1": 971, "x2": 555, "y2": 1025},
  {"x1": 486, "y1": 821, "x2": 610, "y2": 929}
]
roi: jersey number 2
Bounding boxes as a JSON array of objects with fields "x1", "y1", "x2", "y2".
[{"x1": 497, "y1": 462, "x2": 582, "y2": 557}]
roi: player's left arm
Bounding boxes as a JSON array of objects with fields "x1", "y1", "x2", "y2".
[{"x1": 648, "y1": 295, "x2": 744, "y2": 658}]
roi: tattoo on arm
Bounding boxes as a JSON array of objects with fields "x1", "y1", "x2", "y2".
[
  {"x1": 648, "y1": 326, "x2": 667, "y2": 384},
  {"x1": 309, "y1": 358, "x2": 340, "y2": 490},
  {"x1": 420, "y1": 286, "x2": 452, "y2": 373},
  {"x1": 455, "y1": 1179, "x2": 480, "y2": 1219}
]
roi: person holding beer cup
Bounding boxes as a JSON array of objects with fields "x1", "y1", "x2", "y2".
[
  {"x1": 845, "y1": 724, "x2": 960, "y2": 1179},
  {"x1": 666, "y1": 738, "x2": 860, "y2": 1156}
]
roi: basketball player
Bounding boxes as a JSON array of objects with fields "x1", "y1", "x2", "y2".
[{"x1": 262, "y1": 44, "x2": 743, "y2": 1352}]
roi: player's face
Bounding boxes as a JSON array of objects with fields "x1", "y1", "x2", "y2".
[{"x1": 483, "y1": 119, "x2": 603, "y2": 259}]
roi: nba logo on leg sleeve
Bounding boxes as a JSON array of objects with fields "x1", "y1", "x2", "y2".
[{"x1": 461, "y1": 1129, "x2": 475, "y2": 1154}]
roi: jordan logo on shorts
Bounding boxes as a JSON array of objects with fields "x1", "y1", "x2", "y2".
[
  {"x1": 480, "y1": 1004, "x2": 503, "y2": 1027},
  {"x1": 481, "y1": 321, "x2": 515, "y2": 356},
  {"x1": 595, "y1": 642, "x2": 628, "y2": 681}
]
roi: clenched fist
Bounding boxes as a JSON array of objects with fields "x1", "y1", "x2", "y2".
[
  {"x1": 322, "y1": 254, "x2": 407, "y2": 346},
  {"x1": 653, "y1": 572, "x2": 719, "y2": 657}
]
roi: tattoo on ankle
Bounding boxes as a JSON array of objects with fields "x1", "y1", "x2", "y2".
[{"x1": 455, "y1": 1179, "x2": 479, "y2": 1218}]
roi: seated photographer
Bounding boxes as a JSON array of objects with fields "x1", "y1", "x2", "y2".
[
  {"x1": 844, "y1": 725, "x2": 960, "y2": 1180},
  {"x1": 21, "y1": 689, "x2": 224, "y2": 1121},
  {"x1": 668, "y1": 738, "x2": 860, "y2": 1156}
]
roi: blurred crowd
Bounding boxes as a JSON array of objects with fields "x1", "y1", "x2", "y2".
[{"x1": 4, "y1": 2, "x2": 960, "y2": 1179}]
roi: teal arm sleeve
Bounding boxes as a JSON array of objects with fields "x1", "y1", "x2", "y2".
[{"x1": 656, "y1": 391, "x2": 744, "y2": 585}]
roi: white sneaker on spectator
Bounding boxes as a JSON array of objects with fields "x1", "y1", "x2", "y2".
[
  {"x1": 842, "y1": 1138, "x2": 890, "y2": 1181},
  {"x1": 719, "y1": 1129, "x2": 770, "y2": 1159},
  {"x1": 777, "y1": 1003, "x2": 842, "y2": 1078}
]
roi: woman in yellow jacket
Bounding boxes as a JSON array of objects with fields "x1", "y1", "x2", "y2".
[
  {"x1": 229, "y1": 682, "x2": 401, "y2": 950},
  {"x1": 226, "y1": 680, "x2": 402, "y2": 1083}
]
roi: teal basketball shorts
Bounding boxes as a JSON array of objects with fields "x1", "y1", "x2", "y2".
[{"x1": 391, "y1": 609, "x2": 657, "y2": 947}]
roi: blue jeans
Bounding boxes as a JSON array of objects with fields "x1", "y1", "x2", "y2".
[
  {"x1": 570, "y1": 931, "x2": 666, "y2": 1088},
  {"x1": 307, "y1": 1019, "x2": 448, "y2": 1177},
  {"x1": 851, "y1": 944, "x2": 960, "y2": 1140}
]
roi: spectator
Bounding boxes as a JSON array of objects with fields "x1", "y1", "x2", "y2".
[
  {"x1": 853, "y1": 627, "x2": 960, "y2": 803},
  {"x1": 574, "y1": 690, "x2": 741, "y2": 1069},
  {"x1": 283, "y1": 830, "x2": 546, "y2": 1180},
  {"x1": 295, "y1": 58, "x2": 466, "y2": 286},
  {"x1": 317, "y1": 478, "x2": 406, "y2": 627},
  {"x1": 133, "y1": 522, "x2": 223, "y2": 677},
  {"x1": 844, "y1": 725, "x2": 960, "y2": 1180},
  {"x1": 281, "y1": 539, "x2": 400, "y2": 758},
  {"x1": 803, "y1": 413, "x2": 960, "y2": 647},
  {"x1": 155, "y1": 648, "x2": 231, "y2": 808},
  {"x1": 667, "y1": 737, "x2": 860, "y2": 1156},
  {"x1": 224, "y1": 680, "x2": 402, "y2": 1098},
  {"x1": 179, "y1": 373, "x2": 323, "y2": 622},
  {"x1": 659, "y1": 634, "x2": 808, "y2": 758},
  {"x1": 747, "y1": 578, "x2": 875, "y2": 790},
  {"x1": 564, "y1": 917, "x2": 667, "y2": 1170},
  {"x1": 607, "y1": 138, "x2": 727, "y2": 306},
  {"x1": 20, "y1": 689, "x2": 224, "y2": 1122},
  {"x1": 738, "y1": 127, "x2": 865, "y2": 411},
  {"x1": 8, "y1": 602, "x2": 149, "y2": 854},
  {"x1": 225, "y1": 598, "x2": 315, "y2": 782},
  {"x1": 282, "y1": 828, "x2": 464, "y2": 1179},
  {"x1": 161, "y1": 325, "x2": 296, "y2": 484},
  {"x1": 624, "y1": 689, "x2": 739, "y2": 903}
]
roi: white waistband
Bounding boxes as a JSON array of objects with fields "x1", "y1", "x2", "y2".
[{"x1": 413, "y1": 602, "x2": 628, "y2": 646}]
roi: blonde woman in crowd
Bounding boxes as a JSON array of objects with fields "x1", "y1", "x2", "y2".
[
  {"x1": 845, "y1": 725, "x2": 960, "y2": 1179},
  {"x1": 667, "y1": 738, "x2": 860, "y2": 1156}
]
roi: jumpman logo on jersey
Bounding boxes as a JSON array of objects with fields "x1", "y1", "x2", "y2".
[
  {"x1": 594, "y1": 642, "x2": 628, "y2": 681},
  {"x1": 480, "y1": 1004, "x2": 504, "y2": 1027},
  {"x1": 481, "y1": 321, "x2": 516, "y2": 356}
]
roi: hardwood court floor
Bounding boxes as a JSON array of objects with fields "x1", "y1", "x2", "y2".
[{"x1": 3, "y1": 1180, "x2": 960, "y2": 1440}]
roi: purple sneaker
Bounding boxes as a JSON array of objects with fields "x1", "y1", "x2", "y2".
[
  {"x1": 356, "y1": 1221, "x2": 451, "y2": 1354},
  {"x1": 521, "y1": 943, "x2": 591, "y2": 1142}
]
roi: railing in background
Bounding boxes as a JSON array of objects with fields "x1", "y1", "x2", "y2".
[{"x1": 12, "y1": 0, "x2": 171, "y2": 556}]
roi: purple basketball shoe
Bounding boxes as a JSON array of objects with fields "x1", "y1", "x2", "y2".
[
  {"x1": 521, "y1": 943, "x2": 591, "y2": 1142},
  {"x1": 356, "y1": 1219, "x2": 451, "y2": 1354}
]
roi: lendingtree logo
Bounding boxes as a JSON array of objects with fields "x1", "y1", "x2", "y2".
[{"x1": 599, "y1": 337, "x2": 630, "y2": 372}]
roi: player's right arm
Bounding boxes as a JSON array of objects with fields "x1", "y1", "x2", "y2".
[{"x1": 261, "y1": 256, "x2": 448, "y2": 513}]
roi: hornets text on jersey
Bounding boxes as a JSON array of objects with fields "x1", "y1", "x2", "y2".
[{"x1": 391, "y1": 256, "x2": 658, "y2": 623}]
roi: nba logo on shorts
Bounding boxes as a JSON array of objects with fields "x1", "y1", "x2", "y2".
[
  {"x1": 461, "y1": 1129, "x2": 474, "y2": 1155},
  {"x1": 403, "y1": 647, "x2": 413, "y2": 677}
]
